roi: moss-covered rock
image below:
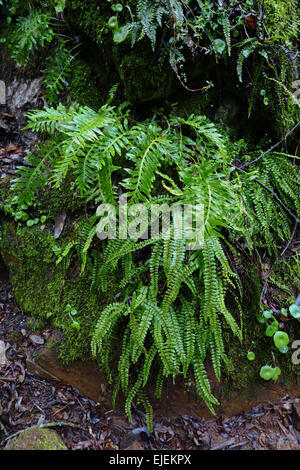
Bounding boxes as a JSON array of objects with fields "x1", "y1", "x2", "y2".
[
  {"x1": 0, "y1": 219, "x2": 118, "y2": 364},
  {"x1": 68, "y1": 59, "x2": 102, "y2": 108},
  {"x1": 5, "y1": 427, "x2": 67, "y2": 450},
  {"x1": 113, "y1": 41, "x2": 175, "y2": 103}
]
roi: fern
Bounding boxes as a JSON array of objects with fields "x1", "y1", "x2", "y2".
[
  {"x1": 13, "y1": 99, "x2": 300, "y2": 431},
  {"x1": 42, "y1": 40, "x2": 76, "y2": 104},
  {"x1": 10, "y1": 9, "x2": 55, "y2": 65}
]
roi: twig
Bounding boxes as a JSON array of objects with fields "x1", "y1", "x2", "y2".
[{"x1": 242, "y1": 121, "x2": 300, "y2": 168}]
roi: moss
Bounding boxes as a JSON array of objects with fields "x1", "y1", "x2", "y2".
[
  {"x1": 0, "y1": 176, "x2": 15, "y2": 209},
  {"x1": 68, "y1": 59, "x2": 102, "y2": 109},
  {"x1": 0, "y1": 220, "x2": 118, "y2": 363},
  {"x1": 264, "y1": 0, "x2": 299, "y2": 47},
  {"x1": 5, "y1": 427, "x2": 67, "y2": 450},
  {"x1": 66, "y1": 0, "x2": 112, "y2": 48},
  {"x1": 113, "y1": 41, "x2": 175, "y2": 103}
]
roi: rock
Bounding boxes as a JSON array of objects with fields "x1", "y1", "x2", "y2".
[
  {"x1": 29, "y1": 334, "x2": 45, "y2": 346},
  {"x1": 6, "y1": 78, "x2": 43, "y2": 114},
  {"x1": 120, "y1": 427, "x2": 149, "y2": 450},
  {"x1": 26, "y1": 332, "x2": 113, "y2": 408},
  {"x1": 5, "y1": 427, "x2": 67, "y2": 450}
]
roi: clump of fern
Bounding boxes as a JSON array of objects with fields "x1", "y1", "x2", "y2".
[
  {"x1": 5, "y1": 3, "x2": 76, "y2": 104},
  {"x1": 11, "y1": 99, "x2": 300, "y2": 430}
]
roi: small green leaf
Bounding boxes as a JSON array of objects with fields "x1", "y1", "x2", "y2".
[
  {"x1": 213, "y1": 39, "x2": 226, "y2": 55},
  {"x1": 108, "y1": 16, "x2": 118, "y2": 30},
  {"x1": 273, "y1": 331, "x2": 289, "y2": 349},
  {"x1": 272, "y1": 366, "x2": 281, "y2": 380},
  {"x1": 247, "y1": 351, "x2": 255, "y2": 361},
  {"x1": 111, "y1": 3, "x2": 123, "y2": 12},
  {"x1": 281, "y1": 308, "x2": 288, "y2": 317},
  {"x1": 265, "y1": 321, "x2": 278, "y2": 337},
  {"x1": 72, "y1": 321, "x2": 80, "y2": 331},
  {"x1": 256, "y1": 312, "x2": 267, "y2": 324},
  {"x1": 113, "y1": 26, "x2": 129, "y2": 43},
  {"x1": 27, "y1": 219, "x2": 35, "y2": 227},
  {"x1": 289, "y1": 304, "x2": 300, "y2": 319},
  {"x1": 263, "y1": 310, "x2": 273, "y2": 319},
  {"x1": 260, "y1": 365, "x2": 275, "y2": 381}
]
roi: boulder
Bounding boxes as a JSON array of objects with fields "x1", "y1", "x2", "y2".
[{"x1": 5, "y1": 427, "x2": 67, "y2": 450}]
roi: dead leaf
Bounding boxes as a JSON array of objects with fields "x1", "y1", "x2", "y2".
[{"x1": 54, "y1": 210, "x2": 67, "y2": 239}]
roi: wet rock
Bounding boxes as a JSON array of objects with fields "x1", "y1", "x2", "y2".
[
  {"x1": 54, "y1": 210, "x2": 67, "y2": 239},
  {"x1": 7, "y1": 78, "x2": 43, "y2": 114},
  {"x1": 29, "y1": 334, "x2": 45, "y2": 346},
  {"x1": 5, "y1": 427, "x2": 67, "y2": 450}
]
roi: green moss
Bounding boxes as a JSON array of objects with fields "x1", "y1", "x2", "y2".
[
  {"x1": 5, "y1": 427, "x2": 67, "y2": 450},
  {"x1": 264, "y1": 0, "x2": 299, "y2": 47},
  {"x1": 65, "y1": 0, "x2": 175, "y2": 103},
  {"x1": 66, "y1": 0, "x2": 112, "y2": 48},
  {"x1": 0, "y1": 220, "x2": 118, "y2": 363}
]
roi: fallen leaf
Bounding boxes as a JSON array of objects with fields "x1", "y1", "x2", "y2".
[{"x1": 54, "y1": 210, "x2": 67, "y2": 239}]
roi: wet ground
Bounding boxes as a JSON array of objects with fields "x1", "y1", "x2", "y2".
[{"x1": 1, "y1": 276, "x2": 300, "y2": 450}]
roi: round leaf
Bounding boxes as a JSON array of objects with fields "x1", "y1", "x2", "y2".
[
  {"x1": 273, "y1": 331, "x2": 289, "y2": 349},
  {"x1": 247, "y1": 351, "x2": 255, "y2": 361},
  {"x1": 260, "y1": 365, "x2": 275, "y2": 381}
]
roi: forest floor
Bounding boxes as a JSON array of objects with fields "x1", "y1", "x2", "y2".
[{"x1": 1, "y1": 276, "x2": 300, "y2": 451}]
